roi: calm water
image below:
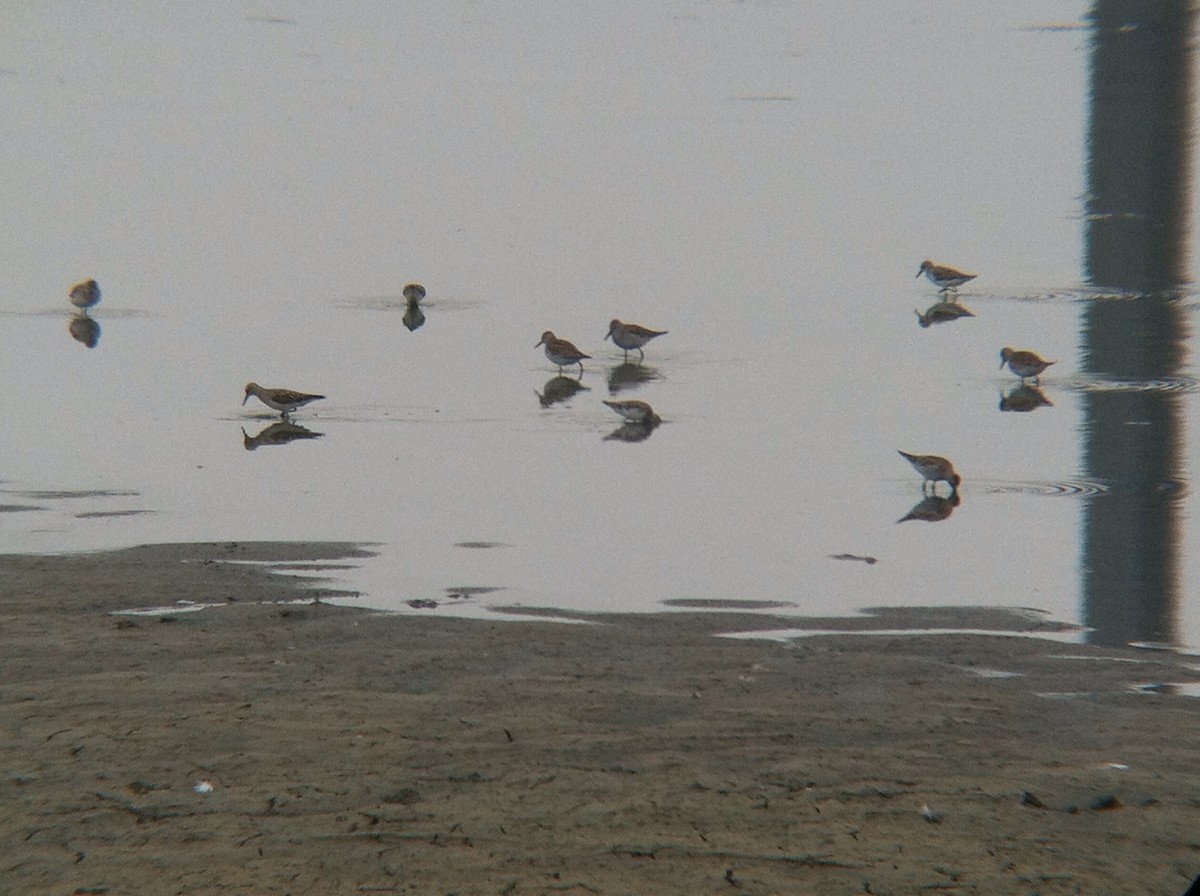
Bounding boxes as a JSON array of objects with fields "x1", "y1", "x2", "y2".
[{"x1": 2, "y1": 3, "x2": 1197, "y2": 648}]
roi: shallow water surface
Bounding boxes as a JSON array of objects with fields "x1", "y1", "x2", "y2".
[{"x1": 1, "y1": 3, "x2": 1197, "y2": 649}]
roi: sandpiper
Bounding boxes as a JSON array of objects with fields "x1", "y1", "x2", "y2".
[
  {"x1": 898, "y1": 450, "x2": 961, "y2": 493},
  {"x1": 917, "y1": 260, "x2": 976, "y2": 294},
  {"x1": 1000, "y1": 347, "x2": 1055, "y2": 382},
  {"x1": 69, "y1": 278, "x2": 101, "y2": 309},
  {"x1": 402, "y1": 283, "x2": 427, "y2": 330},
  {"x1": 243, "y1": 382, "x2": 326, "y2": 417},
  {"x1": 536, "y1": 330, "x2": 590, "y2": 375},
  {"x1": 605, "y1": 319, "x2": 667, "y2": 360},
  {"x1": 602, "y1": 399, "x2": 660, "y2": 425}
]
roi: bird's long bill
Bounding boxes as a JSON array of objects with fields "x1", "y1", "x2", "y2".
[
  {"x1": 534, "y1": 337, "x2": 544, "y2": 347},
  {"x1": 242, "y1": 393, "x2": 250, "y2": 405},
  {"x1": 915, "y1": 268, "x2": 923, "y2": 278}
]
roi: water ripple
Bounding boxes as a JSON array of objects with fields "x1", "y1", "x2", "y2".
[
  {"x1": 1064, "y1": 376, "x2": 1200, "y2": 394},
  {"x1": 982, "y1": 286, "x2": 1200, "y2": 307},
  {"x1": 982, "y1": 478, "x2": 1113, "y2": 498}
]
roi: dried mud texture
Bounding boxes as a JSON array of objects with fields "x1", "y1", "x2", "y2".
[{"x1": 2, "y1": 542, "x2": 1200, "y2": 895}]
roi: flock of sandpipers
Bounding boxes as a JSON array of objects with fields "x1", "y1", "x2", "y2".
[
  {"x1": 243, "y1": 304, "x2": 673, "y2": 430},
  {"x1": 65, "y1": 277, "x2": 673, "y2": 434},
  {"x1": 535, "y1": 318, "x2": 669, "y2": 429},
  {"x1": 899, "y1": 260, "x2": 1055, "y2": 503},
  {"x1": 66, "y1": 265, "x2": 1055, "y2": 471}
]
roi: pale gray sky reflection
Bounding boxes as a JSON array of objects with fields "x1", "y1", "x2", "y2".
[{"x1": 1, "y1": 3, "x2": 1196, "y2": 649}]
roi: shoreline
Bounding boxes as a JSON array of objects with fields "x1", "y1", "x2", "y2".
[{"x1": 3, "y1": 541, "x2": 1199, "y2": 895}]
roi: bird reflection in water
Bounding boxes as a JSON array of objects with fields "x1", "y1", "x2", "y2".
[
  {"x1": 605, "y1": 420, "x2": 660, "y2": 443},
  {"x1": 606, "y1": 361, "x2": 661, "y2": 394},
  {"x1": 68, "y1": 312, "x2": 101, "y2": 348},
  {"x1": 536, "y1": 375, "x2": 589, "y2": 407},
  {"x1": 897, "y1": 491, "x2": 961, "y2": 524},
  {"x1": 402, "y1": 282, "x2": 426, "y2": 332},
  {"x1": 1000, "y1": 383, "x2": 1053, "y2": 413},
  {"x1": 915, "y1": 301, "x2": 975, "y2": 328},
  {"x1": 241, "y1": 421, "x2": 324, "y2": 450}
]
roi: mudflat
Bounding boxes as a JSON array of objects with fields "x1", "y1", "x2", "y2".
[{"x1": 2, "y1": 542, "x2": 1199, "y2": 895}]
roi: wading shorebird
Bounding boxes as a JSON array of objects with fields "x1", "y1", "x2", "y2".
[
  {"x1": 602, "y1": 398, "x2": 661, "y2": 425},
  {"x1": 1000, "y1": 347, "x2": 1055, "y2": 383},
  {"x1": 536, "y1": 330, "x2": 590, "y2": 375},
  {"x1": 243, "y1": 382, "x2": 326, "y2": 418},
  {"x1": 897, "y1": 450, "x2": 961, "y2": 494},
  {"x1": 69, "y1": 278, "x2": 101, "y2": 309},
  {"x1": 604, "y1": 319, "x2": 668, "y2": 361},
  {"x1": 917, "y1": 260, "x2": 976, "y2": 294},
  {"x1": 402, "y1": 284, "x2": 426, "y2": 331}
]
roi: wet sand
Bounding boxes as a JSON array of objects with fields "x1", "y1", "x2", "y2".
[{"x1": 2, "y1": 541, "x2": 1199, "y2": 895}]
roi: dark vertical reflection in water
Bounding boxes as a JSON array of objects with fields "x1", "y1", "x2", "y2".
[{"x1": 1081, "y1": 0, "x2": 1194, "y2": 648}]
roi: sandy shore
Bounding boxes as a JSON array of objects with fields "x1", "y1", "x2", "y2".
[{"x1": 2, "y1": 541, "x2": 1199, "y2": 895}]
